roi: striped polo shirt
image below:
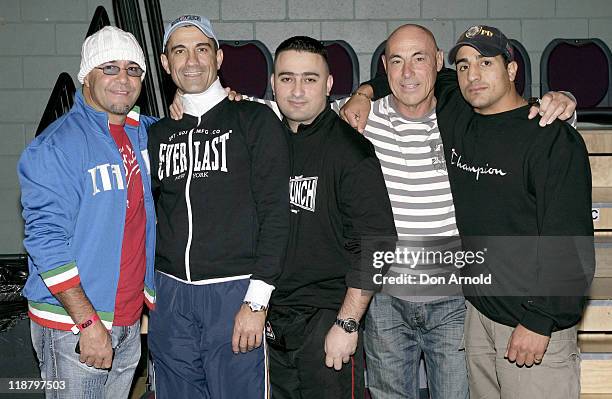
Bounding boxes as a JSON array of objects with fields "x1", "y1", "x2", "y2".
[{"x1": 336, "y1": 95, "x2": 461, "y2": 301}]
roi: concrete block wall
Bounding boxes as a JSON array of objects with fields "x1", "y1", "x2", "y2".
[{"x1": 0, "y1": 0, "x2": 611, "y2": 253}]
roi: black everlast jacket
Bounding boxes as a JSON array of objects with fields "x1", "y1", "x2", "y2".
[{"x1": 148, "y1": 98, "x2": 290, "y2": 285}]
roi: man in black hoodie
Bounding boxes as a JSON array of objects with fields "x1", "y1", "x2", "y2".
[
  {"x1": 147, "y1": 15, "x2": 290, "y2": 399},
  {"x1": 442, "y1": 26, "x2": 594, "y2": 398},
  {"x1": 343, "y1": 26, "x2": 594, "y2": 398},
  {"x1": 264, "y1": 36, "x2": 397, "y2": 398},
  {"x1": 169, "y1": 35, "x2": 397, "y2": 397}
]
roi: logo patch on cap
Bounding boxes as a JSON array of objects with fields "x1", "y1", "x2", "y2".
[
  {"x1": 465, "y1": 25, "x2": 495, "y2": 39},
  {"x1": 465, "y1": 26, "x2": 482, "y2": 38},
  {"x1": 171, "y1": 15, "x2": 201, "y2": 26}
]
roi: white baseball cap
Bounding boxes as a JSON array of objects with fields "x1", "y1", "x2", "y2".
[{"x1": 163, "y1": 14, "x2": 219, "y2": 51}]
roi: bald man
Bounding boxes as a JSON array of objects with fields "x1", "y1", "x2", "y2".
[
  {"x1": 169, "y1": 25, "x2": 577, "y2": 398},
  {"x1": 334, "y1": 24, "x2": 578, "y2": 399},
  {"x1": 336, "y1": 24, "x2": 469, "y2": 399}
]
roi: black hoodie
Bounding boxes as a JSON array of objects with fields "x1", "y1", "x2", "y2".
[
  {"x1": 367, "y1": 70, "x2": 594, "y2": 336},
  {"x1": 271, "y1": 108, "x2": 397, "y2": 310}
]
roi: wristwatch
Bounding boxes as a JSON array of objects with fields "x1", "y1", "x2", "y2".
[
  {"x1": 335, "y1": 317, "x2": 359, "y2": 333},
  {"x1": 243, "y1": 301, "x2": 267, "y2": 312}
]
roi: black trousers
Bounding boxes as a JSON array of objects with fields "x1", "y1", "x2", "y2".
[{"x1": 267, "y1": 307, "x2": 366, "y2": 399}]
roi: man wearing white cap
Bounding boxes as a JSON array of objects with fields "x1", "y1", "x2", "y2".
[
  {"x1": 146, "y1": 15, "x2": 289, "y2": 399},
  {"x1": 18, "y1": 26, "x2": 157, "y2": 398}
]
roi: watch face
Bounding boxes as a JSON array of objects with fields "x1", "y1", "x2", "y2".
[
  {"x1": 344, "y1": 319, "x2": 359, "y2": 333},
  {"x1": 249, "y1": 303, "x2": 265, "y2": 312}
]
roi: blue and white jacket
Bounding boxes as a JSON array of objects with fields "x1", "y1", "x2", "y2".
[{"x1": 18, "y1": 91, "x2": 157, "y2": 330}]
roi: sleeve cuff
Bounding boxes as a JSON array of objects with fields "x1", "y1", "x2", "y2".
[
  {"x1": 346, "y1": 271, "x2": 378, "y2": 292},
  {"x1": 519, "y1": 309, "x2": 555, "y2": 337},
  {"x1": 243, "y1": 279, "x2": 275, "y2": 307},
  {"x1": 569, "y1": 111, "x2": 578, "y2": 128},
  {"x1": 560, "y1": 90, "x2": 577, "y2": 104},
  {"x1": 144, "y1": 286, "x2": 156, "y2": 310},
  {"x1": 367, "y1": 74, "x2": 391, "y2": 101},
  {"x1": 331, "y1": 97, "x2": 349, "y2": 113},
  {"x1": 40, "y1": 261, "x2": 80, "y2": 294},
  {"x1": 559, "y1": 91, "x2": 578, "y2": 128}
]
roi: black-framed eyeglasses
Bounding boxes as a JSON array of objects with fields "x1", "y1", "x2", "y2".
[{"x1": 94, "y1": 65, "x2": 144, "y2": 77}]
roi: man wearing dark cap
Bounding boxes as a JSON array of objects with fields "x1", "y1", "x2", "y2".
[
  {"x1": 146, "y1": 15, "x2": 290, "y2": 399},
  {"x1": 440, "y1": 25, "x2": 594, "y2": 398},
  {"x1": 340, "y1": 24, "x2": 591, "y2": 398}
]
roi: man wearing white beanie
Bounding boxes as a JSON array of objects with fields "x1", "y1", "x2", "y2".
[{"x1": 18, "y1": 25, "x2": 158, "y2": 398}]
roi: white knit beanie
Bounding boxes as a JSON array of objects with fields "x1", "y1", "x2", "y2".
[{"x1": 77, "y1": 26, "x2": 147, "y2": 84}]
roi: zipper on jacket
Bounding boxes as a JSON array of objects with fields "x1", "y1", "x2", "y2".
[{"x1": 184, "y1": 119, "x2": 199, "y2": 281}]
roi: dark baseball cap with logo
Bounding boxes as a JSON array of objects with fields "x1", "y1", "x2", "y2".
[{"x1": 448, "y1": 25, "x2": 513, "y2": 64}]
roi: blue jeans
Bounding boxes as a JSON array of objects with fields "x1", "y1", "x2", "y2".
[
  {"x1": 364, "y1": 294, "x2": 468, "y2": 399},
  {"x1": 30, "y1": 319, "x2": 141, "y2": 399}
]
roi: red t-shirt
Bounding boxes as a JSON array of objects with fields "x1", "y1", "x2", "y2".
[{"x1": 109, "y1": 123, "x2": 146, "y2": 326}]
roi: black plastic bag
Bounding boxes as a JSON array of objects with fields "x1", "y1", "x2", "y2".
[{"x1": 0, "y1": 254, "x2": 28, "y2": 332}]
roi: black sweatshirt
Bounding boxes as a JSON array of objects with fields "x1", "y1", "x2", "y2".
[
  {"x1": 270, "y1": 108, "x2": 397, "y2": 310},
  {"x1": 366, "y1": 70, "x2": 595, "y2": 336},
  {"x1": 148, "y1": 99, "x2": 290, "y2": 285}
]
